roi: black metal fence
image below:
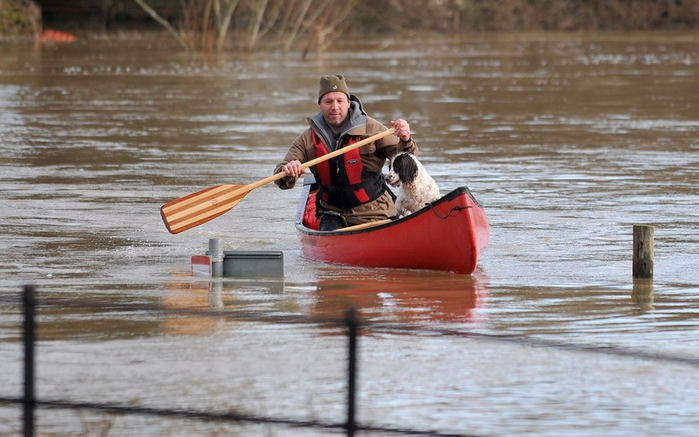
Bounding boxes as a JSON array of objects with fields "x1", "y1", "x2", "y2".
[
  {"x1": 3, "y1": 285, "x2": 699, "y2": 437},
  {"x1": 1, "y1": 285, "x2": 474, "y2": 437}
]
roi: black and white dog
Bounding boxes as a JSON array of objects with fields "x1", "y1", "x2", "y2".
[{"x1": 386, "y1": 151, "x2": 440, "y2": 217}]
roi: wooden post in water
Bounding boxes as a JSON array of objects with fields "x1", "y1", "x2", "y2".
[{"x1": 633, "y1": 225, "x2": 654, "y2": 278}]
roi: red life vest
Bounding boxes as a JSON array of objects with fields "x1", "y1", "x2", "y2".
[{"x1": 311, "y1": 131, "x2": 385, "y2": 209}]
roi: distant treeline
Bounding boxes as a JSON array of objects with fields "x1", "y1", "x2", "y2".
[
  {"x1": 411, "y1": 0, "x2": 699, "y2": 32},
  {"x1": 3, "y1": 0, "x2": 699, "y2": 49}
]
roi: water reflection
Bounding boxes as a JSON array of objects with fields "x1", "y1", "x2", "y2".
[
  {"x1": 160, "y1": 268, "x2": 490, "y2": 336},
  {"x1": 632, "y1": 278, "x2": 654, "y2": 312},
  {"x1": 146, "y1": 266, "x2": 490, "y2": 338},
  {"x1": 310, "y1": 268, "x2": 489, "y2": 325},
  {"x1": 0, "y1": 277, "x2": 290, "y2": 341},
  {"x1": 161, "y1": 274, "x2": 285, "y2": 336}
]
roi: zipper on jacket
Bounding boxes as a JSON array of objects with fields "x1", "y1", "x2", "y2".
[{"x1": 335, "y1": 138, "x2": 341, "y2": 176}]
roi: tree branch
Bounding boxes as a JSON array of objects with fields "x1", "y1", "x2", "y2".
[{"x1": 133, "y1": 0, "x2": 190, "y2": 51}]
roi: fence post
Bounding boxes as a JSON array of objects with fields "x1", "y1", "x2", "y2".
[
  {"x1": 633, "y1": 225, "x2": 654, "y2": 278},
  {"x1": 346, "y1": 307, "x2": 358, "y2": 437},
  {"x1": 23, "y1": 285, "x2": 36, "y2": 437},
  {"x1": 209, "y1": 238, "x2": 224, "y2": 278}
]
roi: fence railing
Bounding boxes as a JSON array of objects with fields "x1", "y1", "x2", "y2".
[
  {"x1": 2, "y1": 285, "x2": 698, "y2": 436},
  {"x1": 1, "y1": 285, "x2": 476, "y2": 437}
]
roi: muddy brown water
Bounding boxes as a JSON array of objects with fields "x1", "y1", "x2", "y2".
[{"x1": 1, "y1": 31, "x2": 699, "y2": 436}]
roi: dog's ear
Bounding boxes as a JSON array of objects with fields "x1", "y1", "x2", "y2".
[
  {"x1": 395, "y1": 153, "x2": 418, "y2": 184},
  {"x1": 388, "y1": 152, "x2": 401, "y2": 172}
]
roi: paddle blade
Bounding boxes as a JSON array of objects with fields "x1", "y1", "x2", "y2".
[{"x1": 160, "y1": 184, "x2": 250, "y2": 234}]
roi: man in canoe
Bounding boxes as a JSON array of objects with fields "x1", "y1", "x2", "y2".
[{"x1": 274, "y1": 74, "x2": 418, "y2": 231}]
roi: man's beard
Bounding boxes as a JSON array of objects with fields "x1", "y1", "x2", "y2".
[{"x1": 324, "y1": 112, "x2": 348, "y2": 130}]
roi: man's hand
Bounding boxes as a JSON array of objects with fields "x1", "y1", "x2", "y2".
[
  {"x1": 391, "y1": 119, "x2": 412, "y2": 142},
  {"x1": 283, "y1": 160, "x2": 305, "y2": 177}
]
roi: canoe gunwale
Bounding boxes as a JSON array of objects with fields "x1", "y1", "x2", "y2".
[{"x1": 294, "y1": 175, "x2": 485, "y2": 236}]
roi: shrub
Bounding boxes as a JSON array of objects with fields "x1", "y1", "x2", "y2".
[{"x1": 0, "y1": 0, "x2": 40, "y2": 36}]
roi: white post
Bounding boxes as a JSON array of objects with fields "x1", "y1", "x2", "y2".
[{"x1": 209, "y1": 238, "x2": 223, "y2": 278}]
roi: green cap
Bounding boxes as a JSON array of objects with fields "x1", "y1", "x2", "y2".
[{"x1": 318, "y1": 74, "x2": 350, "y2": 103}]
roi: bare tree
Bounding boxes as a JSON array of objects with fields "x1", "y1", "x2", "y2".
[
  {"x1": 133, "y1": 0, "x2": 190, "y2": 50},
  {"x1": 274, "y1": 0, "x2": 358, "y2": 55},
  {"x1": 245, "y1": 0, "x2": 284, "y2": 52},
  {"x1": 212, "y1": 0, "x2": 240, "y2": 51},
  {"x1": 132, "y1": 0, "x2": 358, "y2": 54},
  {"x1": 133, "y1": 0, "x2": 240, "y2": 52},
  {"x1": 301, "y1": 0, "x2": 357, "y2": 58}
]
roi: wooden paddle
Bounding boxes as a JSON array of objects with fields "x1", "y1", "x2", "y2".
[{"x1": 161, "y1": 128, "x2": 396, "y2": 234}]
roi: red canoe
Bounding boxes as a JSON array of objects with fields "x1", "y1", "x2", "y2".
[{"x1": 295, "y1": 177, "x2": 489, "y2": 274}]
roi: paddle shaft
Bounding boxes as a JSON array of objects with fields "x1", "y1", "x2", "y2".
[
  {"x1": 197, "y1": 127, "x2": 397, "y2": 207},
  {"x1": 336, "y1": 219, "x2": 393, "y2": 232},
  {"x1": 161, "y1": 128, "x2": 396, "y2": 233},
  {"x1": 242, "y1": 127, "x2": 396, "y2": 192}
]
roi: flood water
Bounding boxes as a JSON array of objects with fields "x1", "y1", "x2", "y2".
[{"x1": 1, "y1": 31, "x2": 699, "y2": 436}]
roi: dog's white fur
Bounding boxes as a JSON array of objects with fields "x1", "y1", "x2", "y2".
[{"x1": 386, "y1": 152, "x2": 440, "y2": 217}]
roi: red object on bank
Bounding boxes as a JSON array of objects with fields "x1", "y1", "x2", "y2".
[{"x1": 39, "y1": 29, "x2": 77, "y2": 43}]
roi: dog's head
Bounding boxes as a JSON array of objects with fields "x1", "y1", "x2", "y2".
[{"x1": 386, "y1": 152, "x2": 419, "y2": 187}]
